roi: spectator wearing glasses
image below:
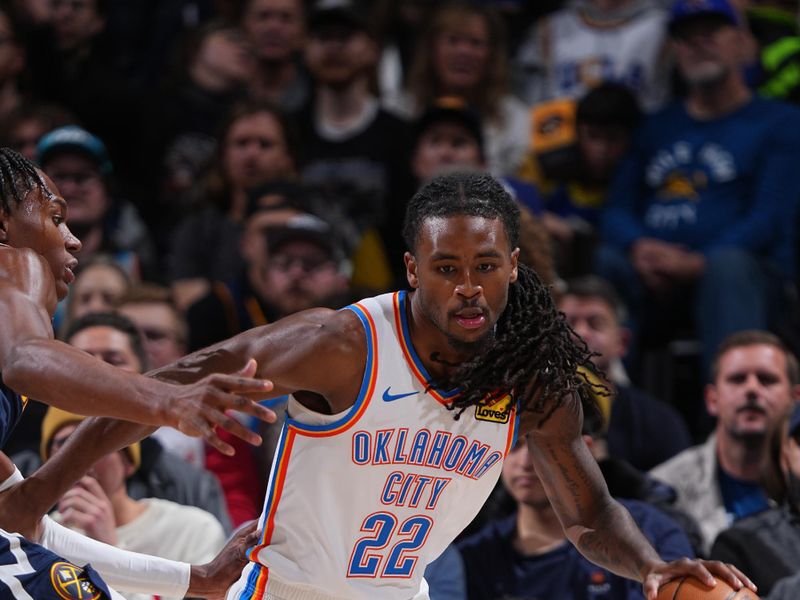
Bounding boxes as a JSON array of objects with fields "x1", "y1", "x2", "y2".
[
  {"x1": 186, "y1": 195, "x2": 351, "y2": 352},
  {"x1": 36, "y1": 125, "x2": 158, "y2": 280}
]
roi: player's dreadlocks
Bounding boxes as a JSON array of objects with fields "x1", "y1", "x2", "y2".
[
  {"x1": 0, "y1": 148, "x2": 48, "y2": 214},
  {"x1": 403, "y1": 171, "x2": 605, "y2": 426}
]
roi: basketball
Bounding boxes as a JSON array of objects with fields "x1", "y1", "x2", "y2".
[{"x1": 657, "y1": 577, "x2": 760, "y2": 600}]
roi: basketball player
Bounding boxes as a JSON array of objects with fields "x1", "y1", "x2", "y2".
[
  {"x1": 16, "y1": 172, "x2": 756, "y2": 599},
  {"x1": 0, "y1": 147, "x2": 276, "y2": 598}
]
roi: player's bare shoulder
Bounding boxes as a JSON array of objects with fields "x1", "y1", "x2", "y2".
[
  {"x1": 0, "y1": 245, "x2": 57, "y2": 314},
  {"x1": 283, "y1": 307, "x2": 368, "y2": 375}
]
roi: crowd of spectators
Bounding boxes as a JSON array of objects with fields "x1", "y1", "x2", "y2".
[{"x1": 3, "y1": 0, "x2": 800, "y2": 598}]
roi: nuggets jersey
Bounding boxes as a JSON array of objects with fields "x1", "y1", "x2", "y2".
[
  {"x1": 0, "y1": 529, "x2": 113, "y2": 600},
  {"x1": 540, "y1": 7, "x2": 669, "y2": 112},
  {"x1": 0, "y1": 380, "x2": 25, "y2": 450},
  {"x1": 230, "y1": 291, "x2": 519, "y2": 600}
]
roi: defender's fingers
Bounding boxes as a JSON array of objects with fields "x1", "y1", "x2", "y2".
[
  {"x1": 221, "y1": 394, "x2": 276, "y2": 423},
  {"x1": 206, "y1": 406, "x2": 263, "y2": 447},
  {"x1": 195, "y1": 418, "x2": 235, "y2": 456},
  {"x1": 207, "y1": 373, "x2": 273, "y2": 394}
]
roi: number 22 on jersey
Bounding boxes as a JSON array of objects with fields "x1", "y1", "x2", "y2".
[{"x1": 347, "y1": 512, "x2": 433, "y2": 578}]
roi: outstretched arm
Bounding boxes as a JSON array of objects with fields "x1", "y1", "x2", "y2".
[
  {"x1": 522, "y1": 396, "x2": 755, "y2": 599},
  {"x1": 3, "y1": 308, "x2": 365, "y2": 532},
  {"x1": 0, "y1": 281, "x2": 274, "y2": 453}
]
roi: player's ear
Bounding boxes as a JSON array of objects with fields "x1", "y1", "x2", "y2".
[
  {"x1": 0, "y1": 208, "x2": 9, "y2": 243},
  {"x1": 404, "y1": 252, "x2": 419, "y2": 289}
]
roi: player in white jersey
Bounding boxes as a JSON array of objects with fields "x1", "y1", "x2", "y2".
[{"x1": 26, "y1": 172, "x2": 756, "y2": 600}]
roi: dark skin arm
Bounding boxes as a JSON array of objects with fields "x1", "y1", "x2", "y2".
[
  {"x1": 0, "y1": 308, "x2": 365, "y2": 535},
  {"x1": 520, "y1": 395, "x2": 756, "y2": 599},
  {"x1": 0, "y1": 248, "x2": 275, "y2": 454}
]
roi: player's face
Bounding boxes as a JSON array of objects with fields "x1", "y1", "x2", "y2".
[
  {"x1": 706, "y1": 344, "x2": 796, "y2": 441},
  {"x1": 2, "y1": 172, "x2": 81, "y2": 300},
  {"x1": 558, "y1": 296, "x2": 625, "y2": 372},
  {"x1": 406, "y1": 215, "x2": 519, "y2": 350},
  {"x1": 501, "y1": 438, "x2": 550, "y2": 509}
]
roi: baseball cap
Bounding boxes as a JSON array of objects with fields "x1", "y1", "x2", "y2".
[
  {"x1": 415, "y1": 97, "x2": 485, "y2": 156},
  {"x1": 669, "y1": 0, "x2": 740, "y2": 34},
  {"x1": 36, "y1": 125, "x2": 113, "y2": 175},
  {"x1": 307, "y1": 0, "x2": 370, "y2": 33},
  {"x1": 789, "y1": 404, "x2": 800, "y2": 438},
  {"x1": 40, "y1": 406, "x2": 141, "y2": 471},
  {"x1": 266, "y1": 213, "x2": 347, "y2": 264}
]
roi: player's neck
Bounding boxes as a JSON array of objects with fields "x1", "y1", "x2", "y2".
[{"x1": 513, "y1": 502, "x2": 566, "y2": 556}]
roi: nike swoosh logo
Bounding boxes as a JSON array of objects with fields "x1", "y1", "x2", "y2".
[{"x1": 382, "y1": 387, "x2": 420, "y2": 402}]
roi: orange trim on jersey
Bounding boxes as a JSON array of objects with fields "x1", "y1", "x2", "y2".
[
  {"x1": 286, "y1": 301, "x2": 378, "y2": 438},
  {"x1": 503, "y1": 403, "x2": 519, "y2": 457},
  {"x1": 392, "y1": 293, "x2": 455, "y2": 406},
  {"x1": 248, "y1": 429, "x2": 296, "y2": 561}
]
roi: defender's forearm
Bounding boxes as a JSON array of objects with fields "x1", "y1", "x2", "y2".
[
  {"x1": 569, "y1": 498, "x2": 663, "y2": 582},
  {"x1": 3, "y1": 340, "x2": 165, "y2": 424}
]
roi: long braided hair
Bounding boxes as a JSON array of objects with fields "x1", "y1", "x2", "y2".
[
  {"x1": 402, "y1": 171, "x2": 604, "y2": 426},
  {"x1": 0, "y1": 147, "x2": 48, "y2": 214}
]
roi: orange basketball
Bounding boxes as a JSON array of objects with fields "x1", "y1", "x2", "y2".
[{"x1": 657, "y1": 577, "x2": 760, "y2": 600}]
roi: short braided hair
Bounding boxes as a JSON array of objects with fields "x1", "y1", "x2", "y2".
[
  {"x1": 403, "y1": 171, "x2": 604, "y2": 426},
  {"x1": 0, "y1": 147, "x2": 47, "y2": 214}
]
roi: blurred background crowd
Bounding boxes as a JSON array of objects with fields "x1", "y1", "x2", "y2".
[{"x1": 3, "y1": 0, "x2": 800, "y2": 598}]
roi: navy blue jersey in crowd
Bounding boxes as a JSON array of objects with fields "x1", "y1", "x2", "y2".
[
  {"x1": 457, "y1": 499, "x2": 694, "y2": 600},
  {"x1": 0, "y1": 529, "x2": 112, "y2": 599},
  {"x1": 602, "y1": 96, "x2": 800, "y2": 278},
  {"x1": 0, "y1": 379, "x2": 25, "y2": 450}
]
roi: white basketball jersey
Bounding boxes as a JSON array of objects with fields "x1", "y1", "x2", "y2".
[{"x1": 231, "y1": 291, "x2": 519, "y2": 600}]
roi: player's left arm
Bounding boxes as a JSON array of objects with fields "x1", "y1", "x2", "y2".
[{"x1": 520, "y1": 395, "x2": 756, "y2": 600}]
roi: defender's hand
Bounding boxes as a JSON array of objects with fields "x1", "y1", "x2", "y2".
[
  {"x1": 161, "y1": 360, "x2": 276, "y2": 455},
  {"x1": 642, "y1": 558, "x2": 757, "y2": 600},
  {"x1": 187, "y1": 520, "x2": 260, "y2": 599}
]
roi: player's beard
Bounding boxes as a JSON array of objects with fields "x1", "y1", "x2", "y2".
[{"x1": 417, "y1": 288, "x2": 496, "y2": 357}]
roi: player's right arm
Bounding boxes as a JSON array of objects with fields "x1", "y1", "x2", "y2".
[{"x1": 0, "y1": 251, "x2": 275, "y2": 453}]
